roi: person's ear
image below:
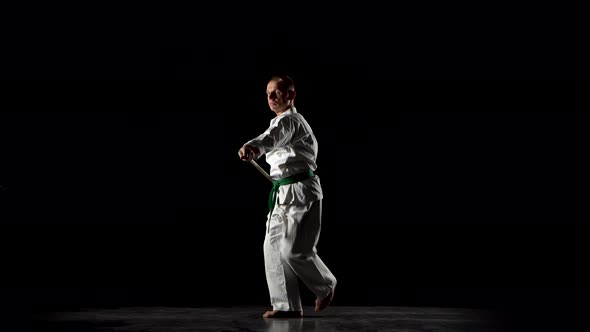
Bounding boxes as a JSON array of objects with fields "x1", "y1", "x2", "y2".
[{"x1": 287, "y1": 90, "x2": 296, "y2": 101}]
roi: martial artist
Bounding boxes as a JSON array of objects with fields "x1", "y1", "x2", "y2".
[{"x1": 238, "y1": 75, "x2": 337, "y2": 318}]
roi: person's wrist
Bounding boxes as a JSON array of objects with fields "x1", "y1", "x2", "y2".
[{"x1": 245, "y1": 144, "x2": 260, "y2": 155}]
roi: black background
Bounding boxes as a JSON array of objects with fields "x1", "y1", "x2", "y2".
[{"x1": 2, "y1": 3, "x2": 589, "y2": 331}]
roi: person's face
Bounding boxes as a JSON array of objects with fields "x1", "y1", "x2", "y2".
[{"x1": 266, "y1": 80, "x2": 293, "y2": 114}]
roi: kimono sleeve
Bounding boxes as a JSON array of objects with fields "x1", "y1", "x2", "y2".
[{"x1": 245, "y1": 116, "x2": 295, "y2": 159}]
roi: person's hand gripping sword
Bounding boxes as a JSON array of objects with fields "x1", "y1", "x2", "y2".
[{"x1": 239, "y1": 144, "x2": 273, "y2": 183}]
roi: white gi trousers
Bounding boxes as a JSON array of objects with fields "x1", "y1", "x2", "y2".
[{"x1": 264, "y1": 199, "x2": 337, "y2": 312}]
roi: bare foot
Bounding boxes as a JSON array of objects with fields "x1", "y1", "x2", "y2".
[
  {"x1": 263, "y1": 310, "x2": 303, "y2": 318},
  {"x1": 315, "y1": 291, "x2": 334, "y2": 311}
]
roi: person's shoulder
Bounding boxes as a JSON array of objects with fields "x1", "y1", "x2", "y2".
[
  {"x1": 287, "y1": 111, "x2": 308, "y2": 122},
  {"x1": 277, "y1": 112, "x2": 300, "y2": 123},
  {"x1": 281, "y1": 113, "x2": 310, "y2": 129},
  {"x1": 275, "y1": 108, "x2": 308, "y2": 126}
]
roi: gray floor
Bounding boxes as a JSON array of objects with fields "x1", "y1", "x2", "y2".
[{"x1": 31, "y1": 306, "x2": 509, "y2": 331}]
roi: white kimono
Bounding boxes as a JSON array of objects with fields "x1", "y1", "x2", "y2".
[{"x1": 246, "y1": 107, "x2": 337, "y2": 312}]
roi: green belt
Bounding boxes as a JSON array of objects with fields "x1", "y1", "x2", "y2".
[{"x1": 268, "y1": 169, "x2": 315, "y2": 214}]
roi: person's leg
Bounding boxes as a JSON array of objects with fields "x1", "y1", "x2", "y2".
[
  {"x1": 280, "y1": 200, "x2": 337, "y2": 311},
  {"x1": 263, "y1": 208, "x2": 303, "y2": 318}
]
